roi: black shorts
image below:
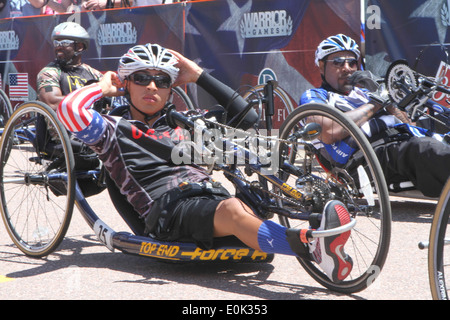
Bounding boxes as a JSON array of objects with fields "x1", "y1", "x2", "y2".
[{"x1": 144, "y1": 191, "x2": 230, "y2": 250}]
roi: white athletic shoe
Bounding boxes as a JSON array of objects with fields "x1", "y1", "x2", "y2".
[{"x1": 308, "y1": 200, "x2": 353, "y2": 282}]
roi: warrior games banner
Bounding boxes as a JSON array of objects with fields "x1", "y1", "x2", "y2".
[
  {"x1": 185, "y1": 0, "x2": 360, "y2": 127},
  {"x1": 0, "y1": 0, "x2": 360, "y2": 127},
  {"x1": 0, "y1": 4, "x2": 184, "y2": 103}
]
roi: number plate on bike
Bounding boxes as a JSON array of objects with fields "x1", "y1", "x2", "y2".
[{"x1": 94, "y1": 219, "x2": 115, "y2": 252}]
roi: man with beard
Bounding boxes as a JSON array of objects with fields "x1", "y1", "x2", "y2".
[
  {"x1": 37, "y1": 22, "x2": 103, "y2": 110},
  {"x1": 300, "y1": 33, "x2": 450, "y2": 198},
  {"x1": 37, "y1": 21, "x2": 105, "y2": 197}
]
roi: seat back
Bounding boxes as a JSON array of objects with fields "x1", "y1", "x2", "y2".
[{"x1": 105, "y1": 172, "x2": 146, "y2": 236}]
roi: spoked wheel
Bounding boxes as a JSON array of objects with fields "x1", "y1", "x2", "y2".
[
  {"x1": 0, "y1": 89, "x2": 13, "y2": 128},
  {"x1": 242, "y1": 84, "x2": 295, "y2": 129},
  {"x1": 0, "y1": 101, "x2": 75, "y2": 257},
  {"x1": 428, "y1": 178, "x2": 450, "y2": 300},
  {"x1": 171, "y1": 86, "x2": 196, "y2": 111},
  {"x1": 277, "y1": 103, "x2": 391, "y2": 293}
]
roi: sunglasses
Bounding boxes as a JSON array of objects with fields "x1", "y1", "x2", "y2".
[
  {"x1": 53, "y1": 39, "x2": 75, "y2": 47},
  {"x1": 128, "y1": 73, "x2": 172, "y2": 89},
  {"x1": 326, "y1": 57, "x2": 358, "y2": 68}
]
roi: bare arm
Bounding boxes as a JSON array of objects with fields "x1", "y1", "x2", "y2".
[
  {"x1": 45, "y1": 0, "x2": 73, "y2": 12},
  {"x1": 82, "y1": 0, "x2": 134, "y2": 10},
  {"x1": 38, "y1": 86, "x2": 65, "y2": 111},
  {"x1": 385, "y1": 104, "x2": 414, "y2": 125},
  {"x1": 309, "y1": 101, "x2": 384, "y2": 144},
  {"x1": 28, "y1": 0, "x2": 47, "y2": 8}
]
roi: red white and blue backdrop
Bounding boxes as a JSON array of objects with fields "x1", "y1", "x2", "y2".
[
  {"x1": 365, "y1": 0, "x2": 450, "y2": 108},
  {"x1": 0, "y1": 0, "x2": 361, "y2": 127}
]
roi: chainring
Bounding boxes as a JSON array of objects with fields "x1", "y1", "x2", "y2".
[{"x1": 385, "y1": 60, "x2": 418, "y2": 104}]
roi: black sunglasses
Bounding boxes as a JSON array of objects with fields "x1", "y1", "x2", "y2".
[
  {"x1": 128, "y1": 73, "x2": 172, "y2": 89},
  {"x1": 326, "y1": 57, "x2": 358, "y2": 68}
]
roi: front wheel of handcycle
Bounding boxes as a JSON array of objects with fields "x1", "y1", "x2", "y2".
[
  {"x1": 428, "y1": 178, "x2": 450, "y2": 300},
  {"x1": 277, "y1": 103, "x2": 392, "y2": 293},
  {"x1": 0, "y1": 101, "x2": 75, "y2": 258},
  {"x1": 0, "y1": 88, "x2": 13, "y2": 127}
]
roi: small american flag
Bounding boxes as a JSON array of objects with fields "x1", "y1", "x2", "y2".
[{"x1": 9, "y1": 73, "x2": 28, "y2": 100}]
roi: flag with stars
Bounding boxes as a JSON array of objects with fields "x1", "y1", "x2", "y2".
[
  {"x1": 184, "y1": 0, "x2": 360, "y2": 126},
  {"x1": 9, "y1": 73, "x2": 28, "y2": 101}
]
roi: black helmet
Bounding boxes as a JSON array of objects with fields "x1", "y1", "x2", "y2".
[{"x1": 52, "y1": 22, "x2": 90, "y2": 50}]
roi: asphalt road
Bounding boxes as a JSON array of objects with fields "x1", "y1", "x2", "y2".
[{"x1": 0, "y1": 171, "x2": 438, "y2": 301}]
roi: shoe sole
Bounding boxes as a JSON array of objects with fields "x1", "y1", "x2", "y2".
[{"x1": 323, "y1": 201, "x2": 353, "y2": 282}]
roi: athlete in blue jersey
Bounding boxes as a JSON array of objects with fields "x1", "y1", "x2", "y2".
[{"x1": 301, "y1": 34, "x2": 450, "y2": 197}]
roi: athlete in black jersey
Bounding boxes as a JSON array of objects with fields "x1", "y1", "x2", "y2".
[{"x1": 57, "y1": 43, "x2": 355, "y2": 283}]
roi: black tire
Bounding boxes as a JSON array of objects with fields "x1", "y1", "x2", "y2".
[
  {"x1": 242, "y1": 84, "x2": 294, "y2": 129},
  {"x1": 171, "y1": 86, "x2": 195, "y2": 111},
  {"x1": 428, "y1": 178, "x2": 450, "y2": 300},
  {"x1": 0, "y1": 88, "x2": 13, "y2": 128},
  {"x1": 277, "y1": 103, "x2": 391, "y2": 293},
  {"x1": 0, "y1": 101, "x2": 75, "y2": 257}
]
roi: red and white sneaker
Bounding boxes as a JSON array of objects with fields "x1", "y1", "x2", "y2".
[{"x1": 308, "y1": 200, "x2": 353, "y2": 282}]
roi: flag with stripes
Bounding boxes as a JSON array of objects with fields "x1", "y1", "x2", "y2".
[{"x1": 9, "y1": 73, "x2": 28, "y2": 100}]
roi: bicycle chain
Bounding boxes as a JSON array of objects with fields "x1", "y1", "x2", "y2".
[{"x1": 222, "y1": 166, "x2": 305, "y2": 209}]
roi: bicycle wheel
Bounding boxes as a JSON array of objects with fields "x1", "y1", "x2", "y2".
[
  {"x1": 428, "y1": 178, "x2": 450, "y2": 300},
  {"x1": 0, "y1": 88, "x2": 13, "y2": 127},
  {"x1": 0, "y1": 101, "x2": 75, "y2": 257},
  {"x1": 242, "y1": 84, "x2": 295, "y2": 129},
  {"x1": 277, "y1": 103, "x2": 391, "y2": 293},
  {"x1": 171, "y1": 86, "x2": 195, "y2": 111}
]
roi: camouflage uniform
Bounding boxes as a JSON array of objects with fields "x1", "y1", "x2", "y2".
[{"x1": 37, "y1": 61, "x2": 103, "y2": 95}]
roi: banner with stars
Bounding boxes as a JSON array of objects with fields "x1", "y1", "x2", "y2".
[
  {"x1": 184, "y1": 0, "x2": 361, "y2": 120},
  {"x1": 0, "y1": 0, "x2": 360, "y2": 119},
  {"x1": 0, "y1": 4, "x2": 184, "y2": 106},
  {"x1": 366, "y1": 0, "x2": 450, "y2": 78}
]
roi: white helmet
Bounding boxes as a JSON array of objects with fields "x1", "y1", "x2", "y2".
[
  {"x1": 118, "y1": 43, "x2": 179, "y2": 84},
  {"x1": 315, "y1": 34, "x2": 360, "y2": 66},
  {"x1": 52, "y1": 22, "x2": 90, "y2": 50}
]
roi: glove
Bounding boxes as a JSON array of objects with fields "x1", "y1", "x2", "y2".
[
  {"x1": 347, "y1": 70, "x2": 391, "y2": 107},
  {"x1": 347, "y1": 70, "x2": 381, "y2": 92},
  {"x1": 367, "y1": 83, "x2": 391, "y2": 108}
]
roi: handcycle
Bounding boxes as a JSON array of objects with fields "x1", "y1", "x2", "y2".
[
  {"x1": 0, "y1": 80, "x2": 391, "y2": 294},
  {"x1": 0, "y1": 88, "x2": 13, "y2": 128},
  {"x1": 383, "y1": 56, "x2": 450, "y2": 299},
  {"x1": 241, "y1": 83, "x2": 295, "y2": 129},
  {"x1": 427, "y1": 178, "x2": 450, "y2": 300}
]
